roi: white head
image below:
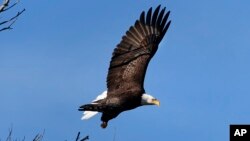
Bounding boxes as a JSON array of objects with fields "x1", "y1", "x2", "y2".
[{"x1": 141, "y1": 93, "x2": 160, "y2": 106}]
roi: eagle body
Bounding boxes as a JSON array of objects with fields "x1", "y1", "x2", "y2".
[{"x1": 79, "y1": 5, "x2": 171, "y2": 128}]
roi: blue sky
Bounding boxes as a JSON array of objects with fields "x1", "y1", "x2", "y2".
[{"x1": 1, "y1": 0, "x2": 250, "y2": 140}]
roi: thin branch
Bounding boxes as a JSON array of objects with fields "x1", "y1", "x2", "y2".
[
  {"x1": 0, "y1": 0, "x2": 10, "y2": 12},
  {"x1": 75, "y1": 132, "x2": 89, "y2": 141},
  {"x1": 2, "y1": 0, "x2": 20, "y2": 12},
  {"x1": 32, "y1": 130, "x2": 45, "y2": 141},
  {"x1": 0, "y1": 8, "x2": 25, "y2": 31},
  {"x1": 0, "y1": 8, "x2": 25, "y2": 25},
  {"x1": 80, "y1": 136, "x2": 89, "y2": 141},
  {"x1": 0, "y1": 0, "x2": 25, "y2": 32},
  {"x1": 75, "y1": 132, "x2": 80, "y2": 141},
  {"x1": 5, "y1": 127, "x2": 12, "y2": 141}
]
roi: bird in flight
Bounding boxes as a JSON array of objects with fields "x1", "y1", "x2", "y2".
[{"x1": 79, "y1": 5, "x2": 171, "y2": 128}]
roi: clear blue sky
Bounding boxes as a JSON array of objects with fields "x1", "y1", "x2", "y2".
[{"x1": 1, "y1": 0, "x2": 250, "y2": 140}]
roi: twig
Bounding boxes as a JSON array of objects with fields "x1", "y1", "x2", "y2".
[
  {"x1": 5, "y1": 127, "x2": 12, "y2": 141},
  {"x1": 75, "y1": 132, "x2": 89, "y2": 141},
  {"x1": 0, "y1": 0, "x2": 25, "y2": 32},
  {"x1": 0, "y1": 0, "x2": 10, "y2": 12},
  {"x1": 75, "y1": 132, "x2": 80, "y2": 141},
  {"x1": 32, "y1": 130, "x2": 45, "y2": 141},
  {"x1": 1, "y1": 0, "x2": 19, "y2": 12},
  {"x1": 80, "y1": 136, "x2": 89, "y2": 141},
  {"x1": 0, "y1": 8, "x2": 25, "y2": 31}
]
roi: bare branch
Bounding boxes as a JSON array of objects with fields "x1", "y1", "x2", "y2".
[
  {"x1": 0, "y1": 8, "x2": 25, "y2": 25},
  {"x1": 2, "y1": 128, "x2": 91, "y2": 141},
  {"x1": 2, "y1": 0, "x2": 20, "y2": 12},
  {"x1": 32, "y1": 130, "x2": 45, "y2": 141},
  {"x1": 0, "y1": 0, "x2": 25, "y2": 32},
  {"x1": 0, "y1": 8, "x2": 25, "y2": 32},
  {"x1": 75, "y1": 132, "x2": 89, "y2": 141},
  {"x1": 80, "y1": 136, "x2": 89, "y2": 141},
  {"x1": 5, "y1": 127, "x2": 12, "y2": 141},
  {"x1": 0, "y1": 0, "x2": 10, "y2": 12},
  {"x1": 75, "y1": 132, "x2": 80, "y2": 141}
]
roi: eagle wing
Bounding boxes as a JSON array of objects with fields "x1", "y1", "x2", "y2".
[{"x1": 107, "y1": 5, "x2": 171, "y2": 95}]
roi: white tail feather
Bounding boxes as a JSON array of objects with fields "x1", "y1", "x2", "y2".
[
  {"x1": 81, "y1": 90, "x2": 107, "y2": 120},
  {"x1": 81, "y1": 111, "x2": 98, "y2": 120},
  {"x1": 92, "y1": 90, "x2": 107, "y2": 103}
]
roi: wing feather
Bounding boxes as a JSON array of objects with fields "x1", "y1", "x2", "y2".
[
  {"x1": 140, "y1": 11, "x2": 145, "y2": 24},
  {"x1": 146, "y1": 7, "x2": 152, "y2": 25},
  {"x1": 107, "y1": 5, "x2": 171, "y2": 95},
  {"x1": 151, "y1": 5, "x2": 161, "y2": 26}
]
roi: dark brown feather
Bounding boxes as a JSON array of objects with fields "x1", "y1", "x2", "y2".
[{"x1": 107, "y1": 5, "x2": 171, "y2": 96}]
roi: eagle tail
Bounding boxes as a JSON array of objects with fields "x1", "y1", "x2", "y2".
[
  {"x1": 79, "y1": 90, "x2": 107, "y2": 120},
  {"x1": 79, "y1": 104, "x2": 106, "y2": 120},
  {"x1": 79, "y1": 104, "x2": 105, "y2": 111}
]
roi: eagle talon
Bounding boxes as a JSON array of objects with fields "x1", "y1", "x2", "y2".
[{"x1": 101, "y1": 122, "x2": 108, "y2": 128}]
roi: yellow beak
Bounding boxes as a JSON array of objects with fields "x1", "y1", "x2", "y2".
[{"x1": 152, "y1": 99, "x2": 160, "y2": 106}]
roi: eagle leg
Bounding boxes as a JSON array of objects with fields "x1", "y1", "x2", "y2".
[{"x1": 101, "y1": 121, "x2": 108, "y2": 128}]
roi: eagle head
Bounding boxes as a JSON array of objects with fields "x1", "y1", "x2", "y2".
[{"x1": 141, "y1": 94, "x2": 160, "y2": 106}]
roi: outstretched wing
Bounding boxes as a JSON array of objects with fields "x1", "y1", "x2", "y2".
[{"x1": 107, "y1": 5, "x2": 171, "y2": 94}]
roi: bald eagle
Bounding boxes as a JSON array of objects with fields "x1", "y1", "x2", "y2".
[{"x1": 79, "y1": 5, "x2": 171, "y2": 128}]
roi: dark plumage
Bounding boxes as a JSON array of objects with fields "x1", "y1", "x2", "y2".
[{"x1": 79, "y1": 5, "x2": 171, "y2": 128}]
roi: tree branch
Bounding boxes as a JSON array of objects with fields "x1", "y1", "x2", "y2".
[
  {"x1": 0, "y1": 0, "x2": 25, "y2": 32},
  {"x1": 5, "y1": 127, "x2": 12, "y2": 141},
  {"x1": 0, "y1": 0, "x2": 10, "y2": 12},
  {"x1": 2, "y1": 0, "x2": 20, "y2": 12},
  {"x1": 75, "y1": 132, "x2": 89, "y2": 141},
  {"x1": 3, "y1": 128, "x2": 90, "y2": 141}
]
